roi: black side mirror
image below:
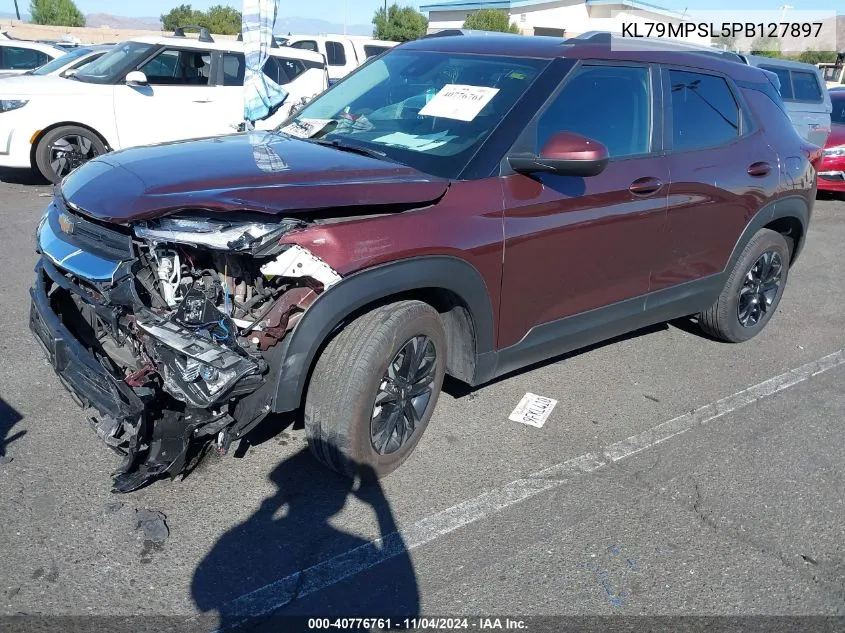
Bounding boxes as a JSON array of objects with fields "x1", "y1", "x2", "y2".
[{"x1": 508, "y1": 131, "x2": 609, "y2": 177}]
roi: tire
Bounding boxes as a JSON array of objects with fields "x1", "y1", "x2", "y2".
[
  {"x1": 304, "y1": 300, "x2": 447, "y2": 480},
  {"x1": 699, "y1": 228, "x2": 790, "y2": 343},
  {"x1": 34, "y1": 125, "x2": 106, "y2": 184}
]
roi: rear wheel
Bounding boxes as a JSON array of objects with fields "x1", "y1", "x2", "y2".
[
  {"x1": 699, "y1": 228, "x2": 790, "y2": 343},
  {"x1": 34, "y1": 125, "x2": 106, "y2": 184},
  {"x1": 304, "y1": 300, "x2": 447, "y2": 480}
]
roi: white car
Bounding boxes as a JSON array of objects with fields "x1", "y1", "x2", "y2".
[
  {"x1": 0, "y1": 33, "x2": 328, "y2": 182},
  {"x1": 284, "y1": 35, "x2": 398, "y2": 83},
  {"x1": 0, "y1": 40, "x2": 64, "y2": 76},
  {"x1": 0, "y1": 45, "x2": 112, "y2": 79}
]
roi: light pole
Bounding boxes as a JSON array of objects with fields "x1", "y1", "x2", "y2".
[
  {"x1": 778, "y1": 4, "x2": 794, "y2": 23},
  {"x1": 13, "y1": 0, "x2": 20, "y2": 20}
]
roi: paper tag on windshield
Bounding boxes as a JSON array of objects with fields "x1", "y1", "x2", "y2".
[
  {"x1": 280, "y1": 118, "x2": 333, "y2": 139},
  {"x1": 418, "y1": 84, "x2": 500, "y2": 122}
]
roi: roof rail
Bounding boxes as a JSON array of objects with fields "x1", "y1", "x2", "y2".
[
  {"x1": 423, "y1": 28, "x2": 520, "y2": 38},
  {"x1": 568, "y1": 30, "x2": 744, "y2": 63},
  {"x1": 171, "y1": 25, "x2": 215, "y2": 43}
]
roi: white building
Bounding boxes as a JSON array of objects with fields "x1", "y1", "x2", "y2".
[{"x1": 420, "y1": 0, "x2": 712, "y2": 47}]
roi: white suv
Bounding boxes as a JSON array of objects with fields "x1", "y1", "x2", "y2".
[{"x1": 0, "y1": 33, "x2": 328, "y2": 182}]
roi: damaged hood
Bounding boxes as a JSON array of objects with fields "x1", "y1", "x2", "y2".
[{"x1": 61, "y1": 131, "x2": 449, "y2": 224}]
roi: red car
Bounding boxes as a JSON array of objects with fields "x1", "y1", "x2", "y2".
[
  {"x1": 818, "y1": 90, "x2": 845, "y2": 194},
  {"x1": 30, "y1": 32, "x2": 819, "y2": 491}
]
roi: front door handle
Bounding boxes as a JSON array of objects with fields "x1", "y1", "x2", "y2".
[
  {"x1": 747, "y1": 162, "x2": 772, "y2": 177},
  {"x1": 628, "y1": 176, "x2": 663, "y2": 196}
]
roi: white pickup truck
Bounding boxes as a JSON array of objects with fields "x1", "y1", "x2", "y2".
[{"x1": 280, "y1": 35, "x2": 398, "y2": 83}]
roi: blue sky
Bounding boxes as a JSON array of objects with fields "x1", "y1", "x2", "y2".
[{"x1": 8, "y1": 0, "x2": 840, "y2": 25}]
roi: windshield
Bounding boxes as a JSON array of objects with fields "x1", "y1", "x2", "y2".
[
  {"x1": 31, "y1": 47, "x2": 92, "y2": 75},
  {"x1": 74, "y1": 41, "x2": 153, "y2": 84},
  {"x1": 280, "y1": 50, "x2": 548, "y2": 178}
]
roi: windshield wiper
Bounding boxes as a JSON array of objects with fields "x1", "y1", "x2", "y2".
[{"x1": 306, "y1": 137, "x2": 400, "y2": 164}]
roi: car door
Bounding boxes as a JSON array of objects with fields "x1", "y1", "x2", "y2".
[
  {"x1": 653, "y1": 66, "x2": 780, "y2": 289},
  {"x1": 498, "y1": 62, "x2": 669, "y2": 350},
  {"x1": 113, "y1": 47, "x2": 222, "y2": 149}
]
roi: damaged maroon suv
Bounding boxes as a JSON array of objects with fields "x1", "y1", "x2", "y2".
[{"x1": 30, "y1": 32, "x2": 819, "y2": 492}]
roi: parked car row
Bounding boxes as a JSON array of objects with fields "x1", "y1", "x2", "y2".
[
  {"x1": 280, "y1": 35, "x2": 398, "y2": 83},
  {"x1": 27, "y1": 30, "x2": 824, "y2": 491},
  {"x1": 0, "y1": 30, "x2": 329, "y2": 182}
]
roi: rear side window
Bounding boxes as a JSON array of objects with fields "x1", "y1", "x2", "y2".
[
  {"x1": 364, "y1": 45, "x2": 389, "y2": 59},
  {"x1": 291, "y1": 40, "x2": 318, "y2": 53},
  {"x1": 759, "y1": 65, "x2": 793, "y2": 100},
  {"x1": 0, "y1": 46, "x2": 49, "y2": 70},
  {"x1": 221, "y1": 53, "x2": 245, "y2": 86},
  {"x1": 538, "y1": 65, "x2": 651, "y2": 158},
  {"x1": 791, "y1": 71, "x2": 822, "y2": 102},
  {"x1": 263, "y1": 56, "x2": 308, "y2": 85},
  {"x1": 325, "y1": 41, "x2": 346, "y2": 66},
  {"x1": 668, "y1": 69, "x2": 739, "y2": 151}
]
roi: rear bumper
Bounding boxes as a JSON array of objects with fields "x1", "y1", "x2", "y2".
[{"x1": 29, "y1": 259, "x2": 144, "y2": 421}]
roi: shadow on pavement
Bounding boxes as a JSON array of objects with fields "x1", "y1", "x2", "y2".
[
  {"x1": 0, "y1": 397, "x2": 25, "y2": 461},
  {"x1": 192, "y1": 447, "x2": 419, "y2": 632},
  {"x1": 0, "y1": 167, "x2": 47, "y2": 186}
]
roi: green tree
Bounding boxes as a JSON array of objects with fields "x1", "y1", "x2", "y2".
[
  {"x1": 161, "y1": 4, "x2": 200, "y2": 31},
  {"x1": 161, "y1": 3, "x2": 241, "y2": 35},
  {"x1": 750, "y1": 36, "x2": 781, "y2": 57},
  {"x1": 373, "y1": 4, "x2": 428, "y2": 42},
  {"x1": 795, "y1": 50, "x2": 838, "y2": 64},
  {"x1": 29, "y1": 0, "x2": 85, "y2": 27},
  {"x1": 463, "y1": 9, "x2": 519, "y2": 33}
]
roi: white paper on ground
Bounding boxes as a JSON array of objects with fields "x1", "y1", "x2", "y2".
[
  {"x1": 418, "y1": 84, "x2": 500, "y2": 122},
  {"x1": 509, "y1": 393, "x2": 558, "y2": 428},
  {"x1": 280, "y1": 118, "x2": 333, "y2": 138}
]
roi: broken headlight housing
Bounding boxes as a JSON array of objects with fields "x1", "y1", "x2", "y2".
[{"x1": 134, "y1": 215, "x2": 303, "y2": 254}]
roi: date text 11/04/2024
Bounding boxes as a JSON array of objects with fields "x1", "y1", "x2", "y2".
[
  {"x1": 307, "y1": 618, "x2": 528, "y2": 630},
  {"x1": 621, "y1": 21, "x2": 824, "y2": 39}
]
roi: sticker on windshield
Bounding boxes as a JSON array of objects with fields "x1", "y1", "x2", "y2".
[
  {"x1": 373, "y1": 131, "x2": 456, "y2": 151},
  {"x1": 418, "y1": 84, "x2": 500, "y2": 122},
  {"x1": 280, "y1": 118, "x2": 333, "y2": 139}
]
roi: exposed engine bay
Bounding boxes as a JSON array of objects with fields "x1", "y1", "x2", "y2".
[{"x1": 34, "y1": 204, "x2": 342, "y2": 493}]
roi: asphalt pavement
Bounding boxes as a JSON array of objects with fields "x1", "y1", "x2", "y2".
[{"x1": 0, "y1": 170, "x2": 843, "y2": 632}]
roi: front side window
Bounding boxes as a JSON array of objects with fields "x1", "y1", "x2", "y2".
[
  {"x1": 0, "y1": 46, "x2": 48, "y2": 70},
  {"x1": 669, "y1": 69, "x2": 739, "y2": 152},
  {"x1": 791, "y1": 71, "x2": 822, "y2": 102},
  {"x1": 284, "y1": 50, "x2": 548, "y2": 179},
  {"x1": 139, "y1": 49, "x2": 211, "y2": 85},
  {"x1": 538, "y1": 64, "x2": 651, "y2": 158},
  {"x1": 759, "y1": 65, "x2": 793, "y2": 100},
  {"x1": 326, "y1": 41, "x2": 346, "y2": 66}
]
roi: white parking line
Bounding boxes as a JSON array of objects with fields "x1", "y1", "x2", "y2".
[{"x1": 216, "y1": 349, "x2": 845, "y2": 627}]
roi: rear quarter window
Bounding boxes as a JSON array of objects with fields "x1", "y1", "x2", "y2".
[
  {"x1": 791, "y1": 71, "x2": 823, "y2": 102},
  {"x1": 759, "y1": 65, "x2": 793, "y2": 100}
]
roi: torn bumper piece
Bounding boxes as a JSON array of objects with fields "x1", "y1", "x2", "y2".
[{"x1": 28, "y1": 260, "x2": 258, "y2": 493}]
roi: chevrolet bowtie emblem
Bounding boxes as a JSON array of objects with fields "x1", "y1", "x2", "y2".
[{"x1": 58, "y1": 213, "x2": 74, "y2": 235}]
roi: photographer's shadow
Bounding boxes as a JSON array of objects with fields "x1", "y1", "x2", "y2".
[{"x1": 192, "y1": 444, "x2": 419, "y2": 631}]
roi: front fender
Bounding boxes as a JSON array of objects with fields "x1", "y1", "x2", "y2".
[{"x1": 270, "y1": 255, "x2": 496, "y2": 414}]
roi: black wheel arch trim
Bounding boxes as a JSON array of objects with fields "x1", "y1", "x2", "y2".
[
  {"x1": 269, "y1": 255, "x2": 496, "y2": 414},
  {"x1": 724, "y1": 196, "x2": 809, "y2": 274}
]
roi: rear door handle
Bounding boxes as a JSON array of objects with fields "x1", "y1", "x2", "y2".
[
  {"x1": 747, "y1": 162, "x2": 772, "y2": 177},
  {"x1": 628, "y1": 176, "x2": 663, "y2": 196}
]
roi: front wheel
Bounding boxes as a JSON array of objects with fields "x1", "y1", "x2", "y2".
[
  {"x1": 304, "y1": 300, "x2": 447, "y2": 479},
  {"x1": 699, "y1": 228, "x2": 790, "y2": 343},
  {"x1": 34, "y1": 125, "x2": 106, "y2": 184}
]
